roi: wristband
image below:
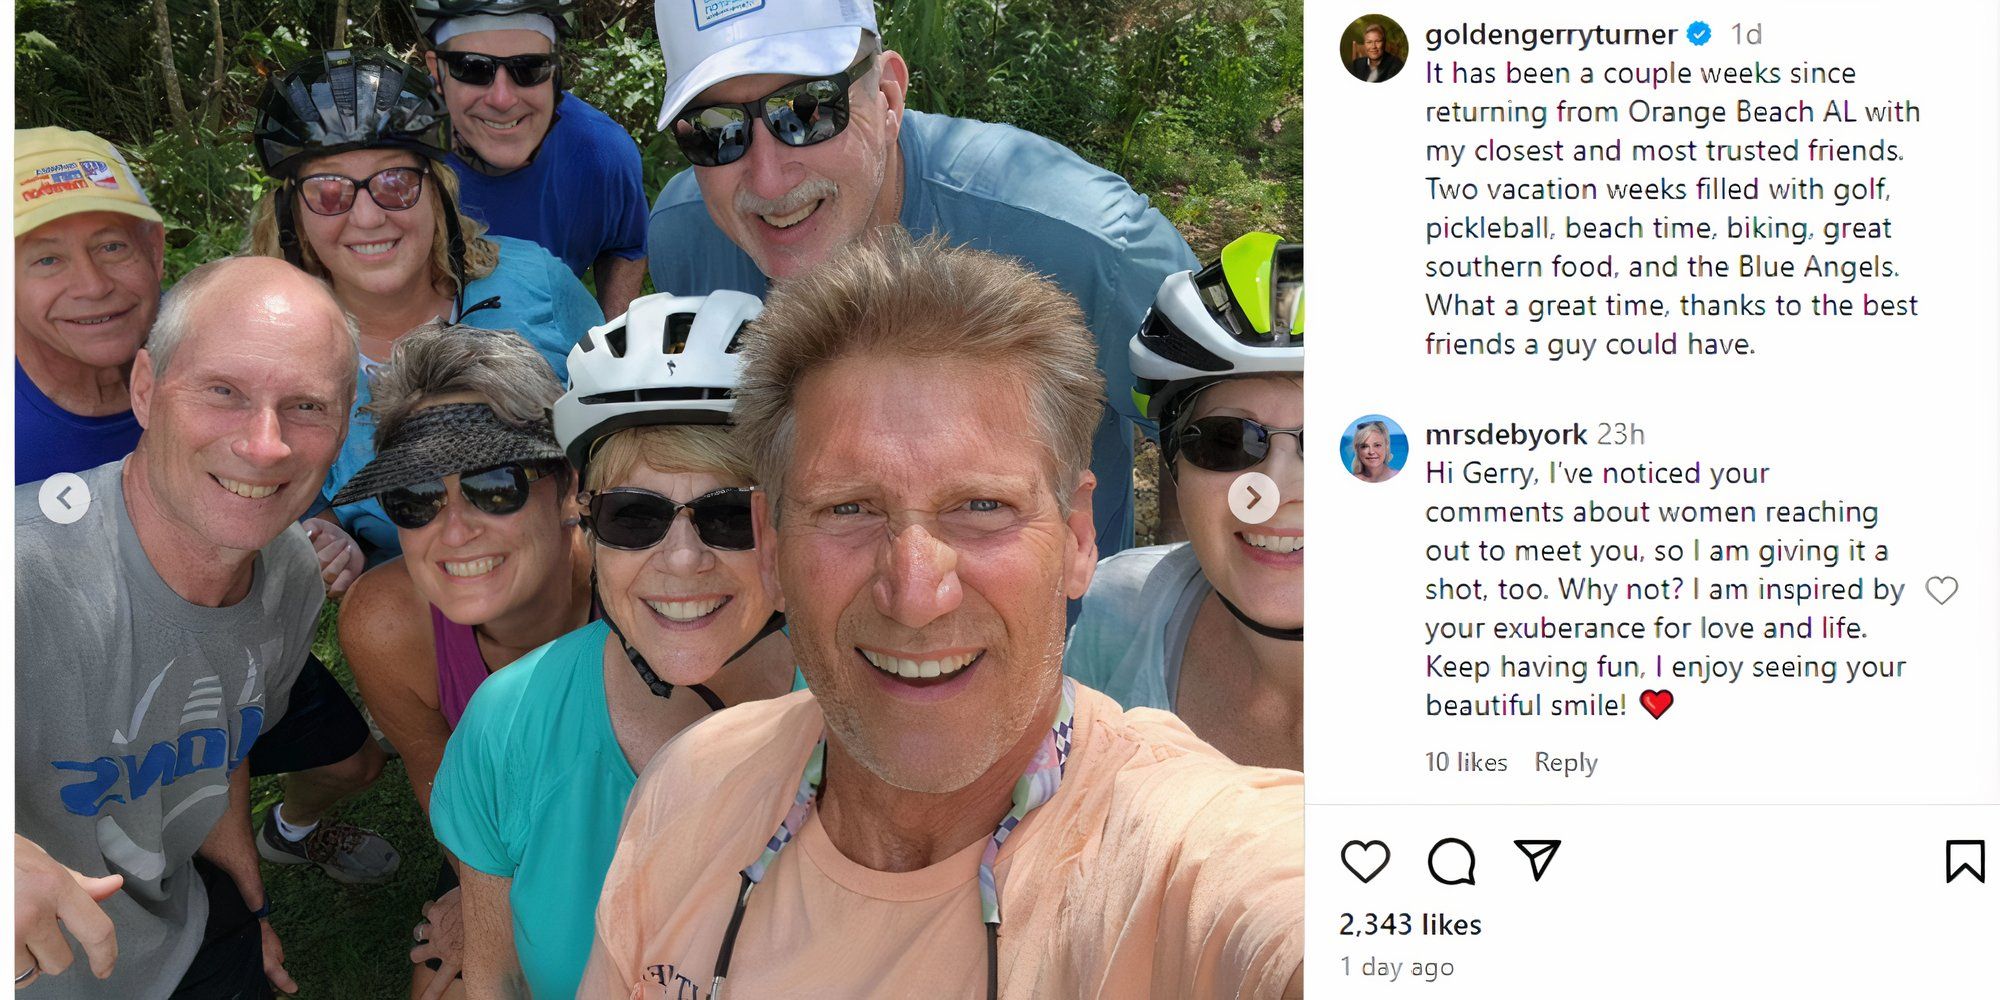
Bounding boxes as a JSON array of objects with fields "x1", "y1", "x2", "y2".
[{"x1": 250, "y1": 899, "x2": 273, "y2": 920}]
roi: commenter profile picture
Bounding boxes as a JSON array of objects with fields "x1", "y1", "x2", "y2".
[
  {"x1": 1343, "y1": 415, "x2": 1406, "y2": 483},
  {"x1": 1345, "y1": 14, "x2": 1407, "y2": 83}
]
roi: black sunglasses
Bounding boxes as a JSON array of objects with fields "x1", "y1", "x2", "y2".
[
  {"x1": 584, "y1": 486, "x2": 756, "y2": 551},
  {"x1": 670, "y1": 54, "x2": 875, "y2": 167},
  {"x1": 295, "y1": 165, "x2": 428, "y2": 216},
  {"x1": 1177, "y1": 416, "x2": 1304, "y2": 473},
  {"x1": 380, "y1": 463, "x2": 558, "y2": 530},
  {"x1": 437, "y1": 50, "x2": 557, "y2": 88}
]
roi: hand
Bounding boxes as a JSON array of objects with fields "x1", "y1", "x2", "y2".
[
  {"x1": 14, "y1": 835, "x2": 122, "y2": 988},
  {"x1": 303, "y1": 517, "x2": 364, "y2": 599},
  {"x1": 411, "y1": 886, "x2": 464, "y2": 1000},
  {"x1": 260, "y1": 918, "x2": 297, "y2": 994}
]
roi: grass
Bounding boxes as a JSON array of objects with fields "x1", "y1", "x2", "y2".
[{"x1": 249, "y1": 606, "x2": 440, "y2": 999}]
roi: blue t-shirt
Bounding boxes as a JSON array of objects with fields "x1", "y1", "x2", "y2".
[
  {"x1": 322, "y1": 236, "x2": 603, "y2": 554},
  {"x1": 15, "y1": 362, "x2": 142, "y2": 485},
  {"x1": 646, "y1": 109, "x2": 1198, "y2": 558},
  {"x1": 431, "y1": 620, "x2": 630, "y2": 1000},
  {"x1": 448, "y1": 93, "x2": 648, "y2": 277}
]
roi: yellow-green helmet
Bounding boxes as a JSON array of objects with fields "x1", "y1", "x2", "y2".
[{"x1": 1129, "y1": 232, "x2": 1303, "y2": 426}]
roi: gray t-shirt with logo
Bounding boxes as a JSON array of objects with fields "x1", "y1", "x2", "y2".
[{"x1": 15, "y1": 459, "x2": 319, "y2": 999}]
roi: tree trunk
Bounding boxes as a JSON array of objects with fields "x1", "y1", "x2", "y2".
[
  {"x1": 152, "y1": 0, "x2": 190, "y2": 130},
  {"x1": 332, "y1": 0, "x2": 349, "y2": 48},
  {"x1": 203, "y1": 0, "x2": 227, "y2": 128}
]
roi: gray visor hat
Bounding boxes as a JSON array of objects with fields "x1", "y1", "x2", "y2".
[{"x1": 328, "y1": 402, "x2": 566, "y2": 507}]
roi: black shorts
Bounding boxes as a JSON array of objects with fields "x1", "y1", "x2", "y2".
[
  {"x1": 171, "y1": 859, "x2": 271, "y2": 1000},
  {"x1": 248, "y1": 652, "x2": 371, "y2": 777}
]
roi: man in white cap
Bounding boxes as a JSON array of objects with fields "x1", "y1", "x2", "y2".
[
  {"x1": 14, "y1": 126, "x2": 164, "y2": 486},
  {"x1": 416, "y1": 0, "x2": 650, "y2": 317},
  {"x1": 643, "y1": 0, "x2": 1199, "y2": 561}
]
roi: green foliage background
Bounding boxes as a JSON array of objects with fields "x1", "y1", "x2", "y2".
[
  {"x1": 18, "y1": 0, "x2": 1303, "y2": 283},
  {"x1": 16, "y1": 3, "x2": 1300, "y2": 995}
]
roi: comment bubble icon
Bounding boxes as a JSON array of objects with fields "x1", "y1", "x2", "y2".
[{"x1": 1428, "y1": 837, "x2": 1477, "y2": 886}]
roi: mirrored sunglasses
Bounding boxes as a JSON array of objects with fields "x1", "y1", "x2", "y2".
[
  {"x1": 296, "y1": 166, "x2": 428, "y2": 216},
  {"x1": 380, "y1": 463, "x2": 558, "y2": 530},
  {"x1": 670, "y1": 54, "x2": 875, "y2": 167}
]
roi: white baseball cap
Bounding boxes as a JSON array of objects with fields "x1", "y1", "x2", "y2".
[{"x1": 655, "y1": 0, "x2": 877, "y2": 130}]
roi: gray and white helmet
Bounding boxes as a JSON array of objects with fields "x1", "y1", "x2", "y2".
[{"x1": 552, "y1": 290, "x2": 763, "y2": 474}]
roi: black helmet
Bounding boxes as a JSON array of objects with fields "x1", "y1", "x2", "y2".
[
  {"x1": 253, "y1": 47, "x2": 449, "y2": 178},
  {"x1": 411, "y1": 0, "x2": 577, "y2": 40},
  {"x1": 253, "y1": 47, "x2": 472, "y2": 318}
]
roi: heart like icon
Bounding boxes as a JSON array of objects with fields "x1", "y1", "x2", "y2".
[
  {"x1": 1927, "y1": 576, "x2": 1959, "y2": 605},
  {"x1": 1640, "y1": 689, "x2": 1674, "y2": 719},
  {"x1": 1341, "y1": 840, "x2": 1390, "y2": 883}
]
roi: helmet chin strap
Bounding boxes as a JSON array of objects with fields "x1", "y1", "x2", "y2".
[
  {"x1": 275, "y1": 184, "x2": 305, "y2": 269},
  {"x1": 589, "y1": 565, "x2": 786, "y2": 711},
  {"x1": 431, "y1": 178, "x2": 471, "y2": 321},
  {"x1": 1216, "y1": 592, "x2": 1303, "y2": 641}
]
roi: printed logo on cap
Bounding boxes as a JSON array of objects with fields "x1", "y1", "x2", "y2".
[
  {"x1": 82, "y1": 159, "x2": 122, "y2": 189},
  {"x1": 19, "y1": 161, "x2": 93, "y2": 203},
  {"x1": 693, "y1": 0, "x2": 764, "y2": 31}
]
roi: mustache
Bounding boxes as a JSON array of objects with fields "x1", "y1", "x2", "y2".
[{"x1": 736, "y1": 178, "x2": 838, "y2": 217}]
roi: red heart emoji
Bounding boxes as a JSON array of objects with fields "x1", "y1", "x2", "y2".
[{"x1": 1640, "y1": 689, "x2": 1674, "y2": 719}]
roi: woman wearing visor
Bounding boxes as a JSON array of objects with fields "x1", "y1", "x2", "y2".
[
  {"x1": 247, "y1": 47, "x2": 602, "y2": 559},
  {"x1": 328, "y1": 323, "x2": 591, "y2": 998},
  {"x1": 429, "y1": 292, "x2": 794, "y2": 999},
  {"x1": 1066, "y1": 233, "x2": 1305, "y2": 771}
]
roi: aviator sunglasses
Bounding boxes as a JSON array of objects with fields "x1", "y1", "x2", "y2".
[
  {"x1": 380, "y1": 462, "x2": 559, "y2": 530},
  {"x1": 295, "y1": 165, "x2": 428, "y2": 216},
  {"x1": 1177, "y1": 416, "x2": 1304, "y2": 473},
  {"x1": 583, "y1": 486, "x2": 757, "y2": 551},
  {"x1": 436, "y1": 50, "x2": 557, "y2": 88},
  {"x1": 670, "y1": 54, "x2": 876, "y2": 167}
]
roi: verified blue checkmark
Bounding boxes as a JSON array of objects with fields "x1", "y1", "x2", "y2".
[{"x1": 1687, "y1": 20, "x2": 1712, "y2": 45}]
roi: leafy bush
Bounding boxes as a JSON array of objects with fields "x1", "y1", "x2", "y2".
[{"x1": 18, "y1": 0, "x2": 1300, "y2": 276}]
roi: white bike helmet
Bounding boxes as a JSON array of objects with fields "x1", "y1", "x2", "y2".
[
  {"x1": 552, "y1": 290, "x2": 763, "y2": 473},
  {"x1": 1129, "y1": 231, "x2": 1304, "y2": 427}
]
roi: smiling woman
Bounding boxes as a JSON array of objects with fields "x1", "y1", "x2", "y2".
[
  {"x1": 1067, "y1": 233, "x2": 1306, "y2": 770},
  {"x1": 244, "y1": 46, "x2": 604, "y2": 559},
  {"x1": 426, "y1": 291, "x2": 794, "y2": 1000}
]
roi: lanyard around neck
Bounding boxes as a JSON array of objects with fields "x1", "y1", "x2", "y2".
[{"x1": 710, "y1": 677, "x2": 1078, "y2": 1000}]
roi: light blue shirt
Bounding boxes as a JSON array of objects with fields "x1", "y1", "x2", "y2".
[
  {"x1": 321, "y1": 235, "x2": 603, "y2": 555},
  {"x1": 1064, "y1": 542, "x2": 1210, "y2": 711},
  {"x1": 646, "y1": 110, "x2": 1198, "y2": 558}
]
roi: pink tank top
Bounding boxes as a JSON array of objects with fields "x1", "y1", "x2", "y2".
[{"x1": 431, "y1": 605, "x2": 492, "y2": 730}]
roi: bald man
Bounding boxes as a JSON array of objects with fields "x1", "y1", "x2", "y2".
[{"x1": 15, "y1": 257, "x2": 357, "y2": 999}]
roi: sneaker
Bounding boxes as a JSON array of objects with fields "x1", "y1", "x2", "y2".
[{"x1": 257, "y1": 812, "x2": 401, "y2": 884}]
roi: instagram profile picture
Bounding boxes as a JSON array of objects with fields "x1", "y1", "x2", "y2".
[
  {"x1": 1345, "y1": 15, "x2": 1407, "y2": 83},
  {"x1": 1343, "y1": 415, "x2": 1406, "y2": 483}
]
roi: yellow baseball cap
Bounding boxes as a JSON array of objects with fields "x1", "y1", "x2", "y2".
[{"x1": 15, "y1": 127, "x2": 163, "y2": 238}]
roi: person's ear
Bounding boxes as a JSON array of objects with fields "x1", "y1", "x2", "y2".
[
  {"x1": 1061, "y1": 472, "x2": 1098, "y2": 600},
  {"x1": 130, "y1": 348, "x2": 157, "y2": 429},
  {"x1": 877, "y1": 49, "x2": 911, "y2": 137}
]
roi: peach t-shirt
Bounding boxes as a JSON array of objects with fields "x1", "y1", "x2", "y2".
[{"x1": 583, "y1": 685, "x2": 1303, "y2": 999}]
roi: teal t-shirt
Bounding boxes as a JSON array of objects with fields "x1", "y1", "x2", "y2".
[{"x1": 431, "y1": 620, "x2": 630, "y2": 999}]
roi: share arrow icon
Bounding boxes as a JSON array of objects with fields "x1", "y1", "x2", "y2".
[{"x1": 1514, "y1": 840, "x2": 1561, "y2": 882}]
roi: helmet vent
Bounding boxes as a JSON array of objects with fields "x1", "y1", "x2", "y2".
[
  {"x1": 1141, "y1": 310, "x2": 1230, "y2": 372},
  {"x1": 580, "y1": 388, "x2": 734, "y2": 405},
  {"x1": 663, "y1": 313, "x2": 695, "y2": 354}
]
